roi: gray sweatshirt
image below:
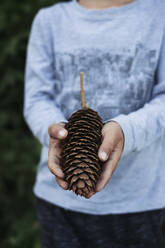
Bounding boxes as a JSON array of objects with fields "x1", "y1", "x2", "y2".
[{"x1": 24, "y1": 0, "x2": 165, "y2": 214}]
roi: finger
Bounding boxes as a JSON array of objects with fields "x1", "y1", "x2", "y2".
[
  {"x1": 48, "y1": 139, "x2": 64, "y2": 178},
  {"x1": 48, "y1": 123, "x2": 68, "y2": 140},
  {"x1": 85, "y1": 191, "x2": 95, "y2": 199},
  {"x1": 49, "y1": 130, "x2": 68, "y2": 159},
  {"x1": 98, "y1": 132, "x2": 115, "y2": 162},
  {"x1": 52, "y1": 140, "x2": 63, "y2": 159},
  {"x1": 56, "y1": 176, "x2": 68, "y2": 190},
  {"x1": 48, "y1": 158, "x2": 64, "y2": 178},
  {"x1": 96, "y1": 148, "x2": 122, "y2": 192}
]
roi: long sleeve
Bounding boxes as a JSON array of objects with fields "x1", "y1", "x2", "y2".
[
  {"x1": 107, "y1": 32, "x2": 165, "y2": 159},
  {"x1": 23, "y1": 10, "x2": 67, "y2": 147}
]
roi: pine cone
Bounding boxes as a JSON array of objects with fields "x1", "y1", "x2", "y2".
[{"x1": 61, "y1": 107, "x2": 104, "y2": 198}]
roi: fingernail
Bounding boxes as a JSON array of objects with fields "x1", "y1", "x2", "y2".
[
  {"x1": 100, "y1": 151, "x2": 108, "y2": 161},
  {"x1": 58, "y1": 129, "x2": 67, "y2": 137}
]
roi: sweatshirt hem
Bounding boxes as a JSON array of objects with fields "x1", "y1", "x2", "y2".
[{"x1": 33, "y1": 185, "x2": 165, "y2": 216}]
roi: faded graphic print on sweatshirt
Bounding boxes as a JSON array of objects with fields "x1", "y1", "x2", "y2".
[{"x1": 53, "y1": 43, "x2": 157, "y2": 121}]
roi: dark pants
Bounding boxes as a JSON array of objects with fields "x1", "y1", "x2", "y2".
[{"x1": 35, "y1": 196, "x2": 165, "y2": 248}]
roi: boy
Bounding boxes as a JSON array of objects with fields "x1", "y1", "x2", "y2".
[{"x1": 24, "y1": 0, "x2": 165, "y2": 247}]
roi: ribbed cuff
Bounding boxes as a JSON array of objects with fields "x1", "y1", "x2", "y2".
[{"x1": 104, "y1": 114, "x2": 135, "y2": 159}]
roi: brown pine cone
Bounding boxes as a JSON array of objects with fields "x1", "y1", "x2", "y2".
[{"x1": 60, "y1": 107, "x2": 104, "y2": 198}]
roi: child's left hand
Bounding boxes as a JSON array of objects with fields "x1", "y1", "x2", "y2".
[{"x1": 85, "y1": 121, "x2": 125, "y2": 199}]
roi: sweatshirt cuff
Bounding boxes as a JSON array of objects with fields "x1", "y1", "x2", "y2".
[{"x1": 104, "y1": 114, "x2": 135, "y2": 159}]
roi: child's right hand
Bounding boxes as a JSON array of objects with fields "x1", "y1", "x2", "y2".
[{"x1": 48, "y1": 123, "x2": 69, "y2": 190}]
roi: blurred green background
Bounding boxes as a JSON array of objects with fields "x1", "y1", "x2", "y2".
[
  {"x1": 0, "y1": 0, "x2": 63, "y2": 247},
  {"x1": 0, "y1": 0, "x2": 165, "y2": 247}
]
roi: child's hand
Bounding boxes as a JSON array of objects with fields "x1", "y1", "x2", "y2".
[
  {"x1": 86, "y1": 121, "x2": 125, "y2": 199},
  {"x1": 48, "y1": 122, "x2": 69, "y2": 190}
]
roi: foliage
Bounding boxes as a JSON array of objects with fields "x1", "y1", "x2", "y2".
[
  {"x1": 0, "y1": 0, "x2": 66, "y2": 247},
  {"x1": 0, "y1": 0, "x2": 165, "y2": 247}
]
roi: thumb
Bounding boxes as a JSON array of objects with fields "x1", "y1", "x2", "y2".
[
  {"x1": 98, "y1": 133, "x2": 114, "y2": 162},
  {"x1": 48, "y1": 123, "x2": 68, "y2": 140}
]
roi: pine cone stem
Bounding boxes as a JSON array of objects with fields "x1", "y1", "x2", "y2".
[{"x1": 80, "y1": 72, "x2": 86, "y2": 109}]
